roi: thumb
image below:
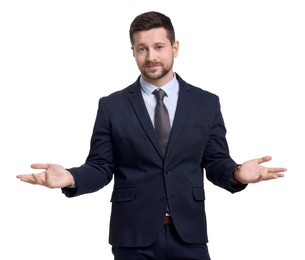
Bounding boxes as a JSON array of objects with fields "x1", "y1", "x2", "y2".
[{"x1": 31, "y1": 163, "x2": 49, "y2": 170}]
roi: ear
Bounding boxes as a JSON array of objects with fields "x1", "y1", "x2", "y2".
[
  {"x1": 131, "y1": 46, "x2": 135, "y2": 57},
  {"x1": 173, "y1": 41, "x2": 179, "y2": 58}
]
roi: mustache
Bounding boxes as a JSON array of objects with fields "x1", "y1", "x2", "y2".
[{"x1": 144, "y1": 61, "x2": 163, "y2": 67}]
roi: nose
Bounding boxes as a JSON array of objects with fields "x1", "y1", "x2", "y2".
[{"x1": 146, "y1": 48, "x2": 157, "y2": 61}]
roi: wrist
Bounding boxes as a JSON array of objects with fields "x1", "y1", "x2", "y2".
[
  {"x1": 233, "y1": 164, "x2": 243, "y2": 184},
  {"x1": 65, "y1": 170, "x2": 76, "y2": 188}
]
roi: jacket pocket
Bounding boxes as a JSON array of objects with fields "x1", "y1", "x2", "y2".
[
  {"x1": 110, "y1": 188, "x2": 136, "y2": 202},
  {"x1": 192, "y1": 187, "x2": 205, "y2": 201}
]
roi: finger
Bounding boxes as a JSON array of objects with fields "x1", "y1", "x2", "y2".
[
  {"x1": 257, "y1": 156, "x2": 272, "y2": 164},
  {"x1": 268, "y1": 167, "x2": 287, "y2": 173},
  {"x1": 31, "y1": 173, "x2": 46, "y2": 185},
  {"x1": 263, "y1": 172, "x2": 285, "y2": 181},
  {"x1": 16, "y1": 174, "x2": 37, "y2": 184},
  {"x1": 31, "y1": 163, "x2": 49, "y2": 170}
]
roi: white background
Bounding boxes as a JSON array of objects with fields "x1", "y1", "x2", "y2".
[{"x1": 1, "y1": 0, "x2": 304, "y2": 259}]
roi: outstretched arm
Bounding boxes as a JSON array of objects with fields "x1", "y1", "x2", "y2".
[
  {"x1": 234, "y1": 156, "x2": 286, "y2": 184},
  {"x1": 16, "y1": 163, "x2": 75, "y2": 189}
]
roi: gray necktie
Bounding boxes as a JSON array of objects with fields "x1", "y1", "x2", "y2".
[{"x1": 153, "y1": 89, "x2": 171, "y2": 155}]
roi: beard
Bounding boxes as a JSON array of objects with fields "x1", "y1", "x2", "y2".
[{"x1": 140, "y1": 59, "x2": 174, "y2": 81}]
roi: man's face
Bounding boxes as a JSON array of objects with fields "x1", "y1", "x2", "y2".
[{"x1": 132, "y1": 28, "x2": 179, "y2": 86}]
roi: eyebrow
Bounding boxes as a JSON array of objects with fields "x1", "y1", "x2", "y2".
[{"x1": 135, "y1": 42, "x2": 166, "y2": 48}]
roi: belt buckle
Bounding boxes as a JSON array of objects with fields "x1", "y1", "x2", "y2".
[{"x1": 164, "y1": 216, "x2": 172, "y2": 225}]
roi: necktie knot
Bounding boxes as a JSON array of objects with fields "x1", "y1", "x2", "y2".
[{"x1": 153, "y1": 89, "x2": 166, "y2": 101}]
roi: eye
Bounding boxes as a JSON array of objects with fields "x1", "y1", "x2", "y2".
[
  {"x1": 155, "y1": 45, "x2": 164, "y2": 50},
  {"x1": 137, "y1": 46, "x2": 146, "y2": 53}
]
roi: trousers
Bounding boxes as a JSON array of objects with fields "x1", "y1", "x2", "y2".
[{"x1": 112, "y1": 223, "x2": 211, "y2": 260}]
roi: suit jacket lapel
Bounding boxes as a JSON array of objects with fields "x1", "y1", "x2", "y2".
[
  {"x1": 127, "y1": 75, "x2": 193, "y2": 158},
  {"x1": 166, "y1": 78, "x2": 193, "y2": 156},
  {"x1": 127, "y1": 81, "x2": 164, "y2": 157}
]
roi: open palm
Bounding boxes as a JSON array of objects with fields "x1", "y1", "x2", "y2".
[{"x1": 16, "y1": 163, "x2": 74, "y2": 188}]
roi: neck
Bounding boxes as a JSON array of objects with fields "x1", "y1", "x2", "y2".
[{"x1": 142, "y1": 71, "x2": 174, "y2": 87}]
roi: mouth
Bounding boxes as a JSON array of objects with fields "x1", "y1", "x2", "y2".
[{"x1": 145, "y1": 62, "x2": 162, "y2": 69}]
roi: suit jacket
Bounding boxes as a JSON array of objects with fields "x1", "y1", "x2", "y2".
[{"x1": 62, "y1": 73, "x2": 247, "y2": 247}]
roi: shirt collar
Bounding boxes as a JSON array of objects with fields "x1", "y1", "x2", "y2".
[{"x1": 140, "y1": 73, "x2": 179, "y2": 97}]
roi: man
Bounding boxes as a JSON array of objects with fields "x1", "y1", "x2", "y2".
[{"x1": 17, "y1": 11, "x2": 286, "y2": 260}]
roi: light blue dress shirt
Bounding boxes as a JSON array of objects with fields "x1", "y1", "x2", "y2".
[{"x1": 140, "y1": 74, "x2": 179, "y2": 128}]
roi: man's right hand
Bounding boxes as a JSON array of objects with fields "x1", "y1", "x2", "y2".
[{"x1": 16, "y1": 163, "x2": 75, "y2": 189}]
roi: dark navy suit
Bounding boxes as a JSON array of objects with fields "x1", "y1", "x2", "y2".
[{"x1": 62, "y1": 73, "x2": 246, "y2": 249}]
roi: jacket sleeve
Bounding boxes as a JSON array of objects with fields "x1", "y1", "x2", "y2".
[{"x1": 203, "y1": 96, "x2": 247, "y2": 193}]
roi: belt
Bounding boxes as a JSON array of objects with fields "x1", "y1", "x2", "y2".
[{"x1": 164, "y1": 216, "x2": 172, "y2": 225}]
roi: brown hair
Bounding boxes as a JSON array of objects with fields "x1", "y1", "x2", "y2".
[{"x1": 129, "y1": 11, "x2": 176, "y2": 46}]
